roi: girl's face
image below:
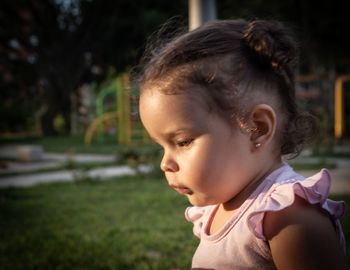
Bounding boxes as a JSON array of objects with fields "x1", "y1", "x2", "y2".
[{"x1": 139, "y1": 90, "x2": 261, "y2": 206}]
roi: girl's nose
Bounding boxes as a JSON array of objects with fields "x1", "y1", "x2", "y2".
[{"x1": 160, "y1": 154, "x2": 179, "y2": 172}]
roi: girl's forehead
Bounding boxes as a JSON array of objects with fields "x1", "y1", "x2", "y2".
[
  {"x1": 139, "y1": 89, "x2": 214, "y2": 128},
  {"x1": 139, "y1": 90, "x2": 212, "y2": 136}
]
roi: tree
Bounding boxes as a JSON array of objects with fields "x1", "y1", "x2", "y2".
[
  {"x1": 217, "y1": 0, "x2": 350, "y2": 74},
  {"x1": 1, "y1": 0, "x2": 349, "y2": 136},
  {"x1": 0, "y1": 0, "x2": 187, "y2": 135}
]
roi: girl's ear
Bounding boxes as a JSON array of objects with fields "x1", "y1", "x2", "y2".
[{"x1": 249, "y1": 104, "x2": 277, "y2": 149}]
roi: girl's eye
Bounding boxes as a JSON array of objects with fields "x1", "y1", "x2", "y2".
[{"x1": 176, "y1": 138, "x2": 193, "y2": 148}]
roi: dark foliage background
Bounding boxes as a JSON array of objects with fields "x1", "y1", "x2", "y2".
[{"x1": 1, "y1": 0, "x2": 349, "y2": 135}]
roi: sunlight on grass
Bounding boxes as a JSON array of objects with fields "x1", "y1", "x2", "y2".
[
  {"x1": 0, "y1": 177, "x2": 197, "y2": 270},
  {"x1": 0, "y1": 177, "x2": 349, "y2": 269}
]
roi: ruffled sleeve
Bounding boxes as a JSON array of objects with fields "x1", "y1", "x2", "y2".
[
  {"x1": 247, "y1": 169, "x2": 346, "y2": 248},
  {"x1": 185, "y1": 206, "x2": 208, "y2": 238}
]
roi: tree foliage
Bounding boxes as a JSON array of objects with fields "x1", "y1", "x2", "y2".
[
  {"x1": 219, "y1": 0, "x2": 350, "y2": 73},
  {"x1": 0, "y1": 0, "x2": 187, "y2": 135},
  {"x1": 0, "y1": 0, "x2": 348, "y2": 135}
]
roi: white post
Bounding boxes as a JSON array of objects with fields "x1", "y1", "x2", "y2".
[{"x1": 189, "y1": 0, "x2": 217, "y2": 31}]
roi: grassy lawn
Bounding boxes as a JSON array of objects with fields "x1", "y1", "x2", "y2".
[
  {"x1": 0, "y1": 177, "x2": 196, "y2": 270},
  {"x1": 1, "y1": 135, "x2": 349, "y2": 268},
  {"x1": 0, "y1": 176, "x2": 349, "y2": 269}
]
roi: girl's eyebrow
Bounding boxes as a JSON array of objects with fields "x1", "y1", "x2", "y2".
[
  {"x1": 151, "y1": 128, "x2": 194, "y2": 144},
  {"x1": 165, "y1": 128, "x2": 194, "y2": 138},
  {"x1": 168, "y1": 128, "x2": 191, "y2": 135}
]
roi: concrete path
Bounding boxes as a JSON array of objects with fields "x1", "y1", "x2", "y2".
[
  {"x1": 0, "y1": 164, "x2": 348, "y2": 194},
  {"x1": 0, "y1": 164, "x2": 152, "y2": 188},
  {"x1": 298, "y1": 168, "x2": 350, "y2": 195},
  {"x1": 0, "y1": 145, "x2": 349, "y2": 194},
  {"x1": 0, "y1": 152, "x2": 116, "y2": 175},
  {"x1": 0, "y1": 147, "x2": 144, "y2": 188},
  {"x1": 290, "y1": 155, "x2": 350, "y2": 195}
]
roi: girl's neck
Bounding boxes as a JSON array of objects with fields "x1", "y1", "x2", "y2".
[
  {"x1": 223, "y1": 158, "x2": 283, "y2": 212},
  {"x1": 209, "y1": 158, "x2": 283, "y2": 235}
]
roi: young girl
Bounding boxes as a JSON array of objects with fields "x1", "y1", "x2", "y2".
[{"x1": 137, "y1": 19, "x2": 349, "y2": 269}]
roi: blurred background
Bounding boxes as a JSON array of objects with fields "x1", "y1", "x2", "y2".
[
  {"x1": 0, "y1": 0, "x2": 349, "y2": 269},
  {"x1": 0, "y1": 0, "x2": 350, "y2": 142}
]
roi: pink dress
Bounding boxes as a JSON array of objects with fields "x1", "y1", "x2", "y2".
[{"x1": 185, "y1": 164, "x2": 346, "y2": 269}]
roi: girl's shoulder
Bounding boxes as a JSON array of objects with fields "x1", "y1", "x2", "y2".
[
  {"x1": 260, "y1": 169, "x2": 349, "y2": 269},
  {"x1": 247, "y1": 168, "x2": 346, "y2": 249}
]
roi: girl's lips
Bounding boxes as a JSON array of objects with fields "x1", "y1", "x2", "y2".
[{"x1": 170, "y1": 184, "x2": 193, "y2": 195}]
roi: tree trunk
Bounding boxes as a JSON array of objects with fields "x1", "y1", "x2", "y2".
[{"x1": 41, "y1": 106, "x2": 58, "y2": 136}]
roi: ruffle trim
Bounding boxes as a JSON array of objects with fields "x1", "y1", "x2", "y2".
[
  {"x1": 185, "y1": 206, "x2": 210, "y2": 238},
  {"x1": 247, "y1": 169, "x2": 346, "y2": 240}
]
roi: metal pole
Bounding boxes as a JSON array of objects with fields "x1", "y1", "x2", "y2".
[{"x1": 189, "y1": 0, "x2": 217, "y2": 31}]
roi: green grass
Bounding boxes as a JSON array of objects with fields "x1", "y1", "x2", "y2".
[
  {"x1": 0, "y1": 177, "x2": 349, "y2": 269},
  {"x1": 0, "y1": 177, "x2": 196, "y2": 270}
]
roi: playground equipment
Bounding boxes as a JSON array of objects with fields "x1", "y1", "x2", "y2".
[
  {"x1": 296, "y1": 74, "x2": 350, "y2": 141},
  {"x1": 334, "y1": 75, "x2": 350, "y2": 139},
  {"x1": 84, "y1": 74, "x2": 148, "y2": 145},
  {"x1": 84, "y1": 72, "x2": 349, "y2": 145},
  {"x1": 84, "y1": 112, "x2": 117, "y2": 145}
]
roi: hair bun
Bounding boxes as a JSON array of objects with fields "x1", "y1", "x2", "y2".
[{"x1": 243, "y1": 20, "x2": 297, "y2": 71}]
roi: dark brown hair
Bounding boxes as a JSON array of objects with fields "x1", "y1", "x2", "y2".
[{"x1": 138, "y1": 19, "x2": 316, "y2": 157}]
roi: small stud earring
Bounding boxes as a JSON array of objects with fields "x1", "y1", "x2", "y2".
[{"x1": 255, "y1": 143, "x2": 261, "y2": 148}]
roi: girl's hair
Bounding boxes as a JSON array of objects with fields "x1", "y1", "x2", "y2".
[{"x1": 137, "y1": 19, "x2": 317, "y2": 157}]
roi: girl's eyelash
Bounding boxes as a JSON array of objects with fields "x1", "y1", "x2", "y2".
[{"x1": 176, "y1": 138, "x2": 193, "y2": 147}]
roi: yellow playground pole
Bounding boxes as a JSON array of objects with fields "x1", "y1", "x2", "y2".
[
  {"x1": 334, "y1": 74, "x2": 350, "y2": 139},
  {"x1": 116, "y1": 74, "x2": 132, "y2": 145},
  {"x1": 122, "y1": 74, "x2": 131, "y2": 144},
  {"x1": 84, "y1": 112, "x2": 117, "y2": 145},
  {"x1": 84, "y1": 73, "x2": 140, "y2": 145}
]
